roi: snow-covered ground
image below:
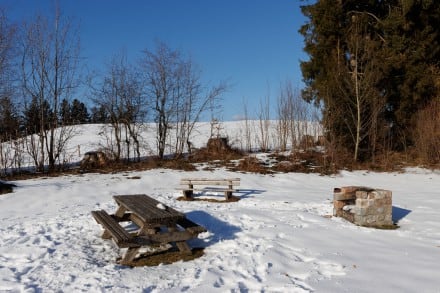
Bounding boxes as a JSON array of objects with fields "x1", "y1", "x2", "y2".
[{"x1": 0, "y1": 124, "x2": 439, "y2": 292}]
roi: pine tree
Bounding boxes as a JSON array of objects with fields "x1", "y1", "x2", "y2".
[
  {"x1": 90, "y1": 105, "x2": 109, "y2": 123},
  {"x1": 300, "y1": 0, "x2": 440, "y2": 161},
  {"x1": 23, "y1": 97, "x2": 53, "y2": 134},
  {"x1": 0, "y1": 96, "x2": 19, "y2": 141},
  {"x1": 70, "y1": 99, "x2": 89, "y2": 124},
  {"x1": 60, "y1": 98, "x2": 71, "y2": 125}
]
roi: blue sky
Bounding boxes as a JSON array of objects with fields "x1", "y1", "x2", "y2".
[{"x1": 4, "y1": 0, "x2": 310, "y2": 121}]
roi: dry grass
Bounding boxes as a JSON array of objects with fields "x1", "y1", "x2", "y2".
[
  {"x1": 233, "y1": 156, "x2": 270, "y2": 174},
  {"x1": 190, "y1": 137, "x2": 243, "y2": 162},
  {"x1": 2, "y1": 130, "x2": 438, "y2": 181},
  {"x1": 413, "y1": 99, "x2": 440, "y2": 166}
]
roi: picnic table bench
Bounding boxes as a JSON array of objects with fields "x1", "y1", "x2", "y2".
[
  {"x1": 180, "y1": 178, "x2": 240, "y2": 200},
  {"x1": 91, "y1": 194, "x2": 206, "y2": 265}
]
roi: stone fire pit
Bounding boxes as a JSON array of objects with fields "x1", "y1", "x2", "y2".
[{"x1": 333, "y1": 186, "x2": 393, "y2": 228}]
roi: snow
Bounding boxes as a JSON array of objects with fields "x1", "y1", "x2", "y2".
[{"x1": 1, "y1": 124, "x2": 440, "y2": 292}]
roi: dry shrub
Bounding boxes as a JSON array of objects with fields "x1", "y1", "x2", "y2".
[
  {"x1": 190, "y1": 137, "x2": 243, "y2": 162},
  {"x1": 158, "y1": 159, "x2": 197, "y2": 171},
  {"x1": 235, "y1": 156, "x2": 269, "y2": 174},
  {"x1": 298, "y1": 135, "x2": 316, "y2": 149},
  {"x1": 273, "y1": 150, "x2": 333, "y2": 174},
  {"x1": 364, "y1": 151, "x2": 410, "y2": 172},
  {"x1": 80, "y1": 151, "x2": 108, "y2": 170},
  {"x1": 315, "y1": 137, "x2": 354, "y2": 172},
  {"x1": 81, "y1": 156, "x2": 196, "y2": 174},
  {"x1": 413, "y1": 99, "x2": 440, "y2": 166}
]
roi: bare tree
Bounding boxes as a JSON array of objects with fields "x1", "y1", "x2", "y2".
[
  {"x1": 0, "y1": 9, "x2": 20, "y2": 174},
  {"x1": 0, "y1": 9, "x2": 17, "y2": 104},
  {"x1": 330, "y1": 13, "x2": 383, "y2": 162},
  {"x1": 91, "y1": 52, "x2": 145, "y2": 162},
  {"x1": 414, "y1": 96, "x2": 440, "y2": 165},
  {"x1": 242, "y1": 98, "x2": 253, "y2": 152},
  {"x1": 276, "y1": 83, "x2": 292, "y2": 152},
  {"x1": 141, "y1": 41, "x2": 226, "y2": 159},
  {"x1": 256, "y1": 94, "x2": 271, "y2": 152},
  {"x1": 175, "y1": 80, "x2": 226, "y2": 157},
  {"x1": 20, "y1": 8, "x2": 80, "y2": 171}
]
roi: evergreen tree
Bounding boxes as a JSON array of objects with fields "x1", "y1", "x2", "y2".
[
  {"x1": 23, "y1": 96, "x2": 53, "y2": 134},
  {"x1": 380, "y1": 0, "x2": 440, "y2": 148},
  {"x1": 70, "y1": 98, "x2": 89, "y2": 124},
  {"x1": 90, "y1": 105, "x2": 109, "y2": 123},
  {"x1": 60, "y1": 98, "x2": 71, "y2": 125},
  {"x1": 300, "y1": 0, "x2": 440, "y2": 161},
  {"x1": 0, "y1": 96, "x2": 19, "y2": 141}
]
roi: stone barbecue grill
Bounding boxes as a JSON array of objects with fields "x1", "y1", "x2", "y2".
[{"x1": 333, "y1": 186, "x2": 393, "y2": 228}]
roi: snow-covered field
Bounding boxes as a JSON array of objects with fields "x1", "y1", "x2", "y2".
[{"x1": 0, "y1": 124, "x2": 439, "y2": 292}]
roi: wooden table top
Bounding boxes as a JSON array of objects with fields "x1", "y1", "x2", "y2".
[{"x1": 113, "y1": 194, "x2": 185, "y2": 225}]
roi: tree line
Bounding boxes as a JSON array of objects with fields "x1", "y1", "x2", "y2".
[
  {"x1": 300, "y1": 0, "x2": 440, "y2": 165},
  {"x1": 0, "y1": 7, "x2": 226, "y2": 172}
]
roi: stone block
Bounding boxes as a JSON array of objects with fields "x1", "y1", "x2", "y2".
[
  {"x1": 334, "y1": 200, "x2": 345, "y2": 210},
  {"x1": 385, "y1": 214, "x2": 393, "y2": 223},
  {"x1": 374, "y1": 198, "x2": 392, "y2": 206},
  {"x1": 355, "y1": 198, "x2": 374, "y2": 208},
  {"x1": 340, "y1": 186, "x2": 372, "y2": 193},
  {"x1": 368, "y1": 191, "x2": 379, "y2": 199},
  {"x1": 333, "y1": 186, "x2": 393, "y2": 228},
  {"x1": 333, "y1": 200, "x2": 345, "y2": 216},
  {"x1": 356, "y1": 191, "x2": 369, "y2": 199},
  {"x1": 342, "y1": 211, "x2": 354, "y2": 223},
  {"x1": 384, "y1": 206, "x2": 392, "y2": 214},
  {"x1": 340, "y1": 186, "x2": 360, "y2": 193},
  {"x1": 334, "y1": 192, "x2": 355, "y2": 201},
  {"x1": 377, "y1": 189, "x2": 392, "y2": 199}
]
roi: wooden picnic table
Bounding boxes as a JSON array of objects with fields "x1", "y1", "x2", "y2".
[{"x1": 91, "y1": 194, "x2": 206, "y2": 265}]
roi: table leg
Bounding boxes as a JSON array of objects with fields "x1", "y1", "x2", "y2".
[
  {"x1": 183, "y1": 184, "x2": 193, "y2": 199},
  {"x1": 114, "y1": 205, "x2": 127, "y2": 217},
  {"x1": 225, "y1": 183, "x2": 233, "y2": 200},
  {"x1": 120, "y1": 247, "x2": 140, "y2": 265},
  {"x1": 168, "y1": 226, "x2": 192, "y2": 254},
  {"x1": 138, "y1": 224, "x2": 160, "y2": 235}
]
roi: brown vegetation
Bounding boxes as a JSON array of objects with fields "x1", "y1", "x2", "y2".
[
  {"x1": 189, "y1": 137, "x2": 243, "y2": 162},
  {"x1": 234, "y1": 156, "x2": 270, "y2": 174},
  {"x1": 413, "y1": 99, "x2": 440, "y2": 167}
]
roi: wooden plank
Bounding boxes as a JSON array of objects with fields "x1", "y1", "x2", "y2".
[
  {"x1": 137, "y1": 230, "x2": 194, "y2": 243},
  {"x1": 180, "y1": 179, "x2": 240, "y2": 186},
  {"x1": 181, "y1": 188, "x2": 237, "y2": 192},
  {"x1": 182, "y1": 181, "x2": 240, "y2": 186},
  {"x1": 113, "y1": 194, "x2": 185, "y2": 225},
  {"x1": 177, "y1": 218, "x2": 207, "y2": 235},
  {"x1": 168, "y1": 226, "x2": 192, "y2": 254},
  {"x1": 91, "y1": 210, "x2": 140, "y2": 248},
  {"x1": 181, "y1": 177, "x2": 240, "y2": 181}
]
